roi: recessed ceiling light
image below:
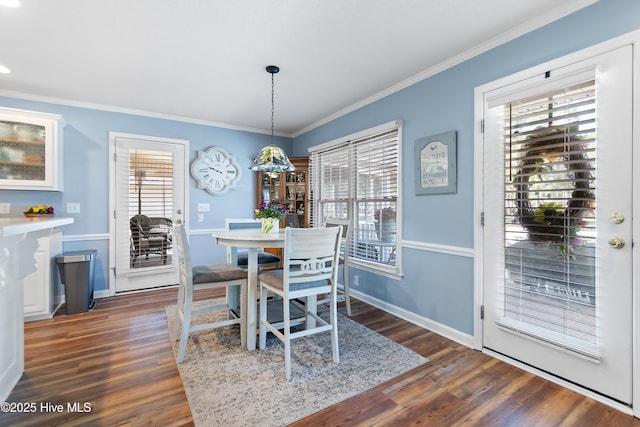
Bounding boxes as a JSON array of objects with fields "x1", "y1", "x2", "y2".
[
  {"x1": 0, "y1": 0, "x2": 20, "y2": 7},
  {"x1": 0, "y1": 65, "x2": 11, "y2": 74}
]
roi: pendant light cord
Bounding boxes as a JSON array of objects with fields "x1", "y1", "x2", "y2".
[
  {"x1": 271, "y1": 70, "x2": 275, "y2": 146},
  {"x1": 266, "y1": 65, "x2": 279, "y2": 146}
]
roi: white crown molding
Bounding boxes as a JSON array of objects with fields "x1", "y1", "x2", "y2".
[
  {"x1": 0, "y1": 89, "x2": 290, "y2": 138},
  {"x1": 292, "y1": 0, "x2": 597, "y2": 137}
]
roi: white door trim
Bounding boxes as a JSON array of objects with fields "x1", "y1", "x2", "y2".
[
  {"x1": 107, "y1": 131, "x2": 189, "y2": 295},
  {"x1": 474, "y1": 29, "x2": 640, "y2": 415}
]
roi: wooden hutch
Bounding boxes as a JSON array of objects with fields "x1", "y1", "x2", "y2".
[{"x1": 255, "y1": 157, "x2": 309, "y2": 228}]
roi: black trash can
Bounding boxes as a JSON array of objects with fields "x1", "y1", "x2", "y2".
[{"x1": 56, "y1": 250, "x2": 97, "y2": 315}]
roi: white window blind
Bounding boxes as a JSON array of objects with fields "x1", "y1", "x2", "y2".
[
  {"x1": 310, "y1": 121, "x2": 401, "y2": 274},
  {"x1": 501, "y1": 79, "x2": 597, "y2": 352},
  {"x1": 116, "y1": 148, "x2": 174, "y2": 270},
  {"x1": 129, "y1": 149, "x2": 174, "y2": 219}
]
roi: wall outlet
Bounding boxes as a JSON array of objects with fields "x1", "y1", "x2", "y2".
[
  {"x1": 197, "y1": 213, "x2": 204, "y2": 222},
  {"x1": 353, "y1": 275, "x2": 359, "y2": 286},
  {"x1": 197, "y1": 203, "x2": 210, "y2": 212},
  {"x1": 66, "y1": 203, "x2": 81, "y2": 214},
  {"x1": 0, "y1": 202, "x2": 10, "y2": 214}
]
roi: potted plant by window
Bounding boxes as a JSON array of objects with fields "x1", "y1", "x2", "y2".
[
  {"x1": 255, "y1": 201, "x2": 289, "y2": 233},
  {"x1": 374, "y1": 207, "x2": 396, "y2": 243}
]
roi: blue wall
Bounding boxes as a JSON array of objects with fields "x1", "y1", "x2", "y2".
[
  {"x1": 0, "y1": 97, "x2": 292, "y2": 292},
  {"x1": 1, "y1": 0, "x2": 638, "y2": 336},
  {"x1": 292, "y1": 0, "x2": 640, "y2": 335}
]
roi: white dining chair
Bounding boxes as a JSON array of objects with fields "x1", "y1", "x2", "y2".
[
  {"x1": 321, "y1": 218, "x2": 352, "y2": 316},
  {"x1": 225, "y1": 218, "x2": 281, "y2": 270},
  {"x1": 171, "y1": 224, "x2": 248, "y2": 363},
  {"x1": 258, "y1": 226, "x2": 342, "y2": 380}
]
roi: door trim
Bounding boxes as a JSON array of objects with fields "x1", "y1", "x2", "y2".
[
  {"x1": 474, "y1": 29, "x2": 640, "y2": 414},
  {"x1": 107, "y1": 131, "x2": 189, "y2": 296}
]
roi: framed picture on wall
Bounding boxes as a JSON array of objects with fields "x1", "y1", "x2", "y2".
[{"x1": 414, "y1": 131, "x2": 457, "y2": 195}]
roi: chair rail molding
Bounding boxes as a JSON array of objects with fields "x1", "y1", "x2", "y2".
[{"x1": 402, "y1": 239, "x2": 474, "y2": 258}]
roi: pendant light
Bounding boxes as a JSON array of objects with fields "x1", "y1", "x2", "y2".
[{"x1": 250, "y1": 65, "x2": 295, "y2": 173}]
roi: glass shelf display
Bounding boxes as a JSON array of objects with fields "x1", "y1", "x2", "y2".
[{"x1": 0, "y1": 109, "x2": 63, "y2": 191}]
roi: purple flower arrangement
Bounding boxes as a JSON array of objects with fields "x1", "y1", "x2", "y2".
[{"x1": 255, "y1": 201, "x2": 289, "y2": 220}]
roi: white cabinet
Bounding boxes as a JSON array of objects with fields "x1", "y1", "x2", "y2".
[
  {"x1": 23, "y1": 230, "x2": 63, "y2": 321},
  {"x1": 0, "y1": 108, "x2": 63, "y2": 191},
  {"x1": 0, "y1": 216, "x2": 73, "y2": 401}
]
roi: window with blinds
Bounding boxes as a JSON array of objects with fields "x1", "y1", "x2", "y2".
[
  {"x1": 129, "y1": 149, "x2": 174, "y2": 218},
  {"x1": 309, "y1": 121, "x2": 401, "y2": 274},
  {"x1": 501, "y1": 79, "x2": 597, "y2": 351},
  {"x1": 127, "y1": 149, "x2": 174, "y2": 268}
]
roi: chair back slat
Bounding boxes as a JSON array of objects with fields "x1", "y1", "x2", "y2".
[
  {"x1": 225, "y1": 218, "x2": 261, "y2": 230},
  {"x1": 325, "y1": 218, "x2": 351, "y2": 256},
  {"x1": 288, "y1": 256, "x2": 335, "y2": 283},
  {"x1": 173, "y1": 224, "x2": 193, "y2": 289},
  {"x1": 283, "y1": 227, "x2": 341, "y2": 286}
]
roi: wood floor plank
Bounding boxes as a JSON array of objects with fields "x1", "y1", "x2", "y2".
[{"x1": 2, "y1": 288, "x2": 639, "y2": 426}]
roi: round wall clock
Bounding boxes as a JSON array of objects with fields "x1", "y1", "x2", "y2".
[{"x1": 190, "y1": 147, "x2": 241, "y2": 195}]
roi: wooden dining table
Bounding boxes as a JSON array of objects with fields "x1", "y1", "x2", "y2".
[{"x1": 212, "y1": 228, "x2": 285, "y2": 351}]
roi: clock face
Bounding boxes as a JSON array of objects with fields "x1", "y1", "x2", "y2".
[{"x1": 190, "y1": 147, "x2": 241, "y2": 195}]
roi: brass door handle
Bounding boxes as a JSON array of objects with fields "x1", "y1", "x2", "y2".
[
  {"x1": 608, "y1": 237, "x2": 625, "y2": 249},
  {"x1": 609, "y1": 212, "x2": 624, "y2": 224}
]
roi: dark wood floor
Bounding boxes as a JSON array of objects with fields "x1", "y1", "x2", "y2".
[{"x1": 3, "y1": 287, "x2": 639, "y2": 427}]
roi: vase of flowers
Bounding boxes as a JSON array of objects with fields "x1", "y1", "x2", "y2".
[
  {"x1": 24, "y1": 205, "x2": 55, "y2": 217},
  {"x1": 373, "y1": 207, "x2": 396, "y2": 243},
  {"x1": 255, "y1": 201, "x2": 289, "y2": 233}
]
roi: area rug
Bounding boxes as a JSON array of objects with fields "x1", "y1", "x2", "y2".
[{"x1": 165, "y1": 299, "x2": 427, "y2": 427}]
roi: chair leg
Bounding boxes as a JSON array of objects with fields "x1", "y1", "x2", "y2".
[
  {"x1": 342, "y1": 263, "x2": 352, "y2": 316},
  {"x1": 171, "y1": 283, "x2": 186, "y2": 343},
  {"x1": 258, "y1": 284, "x2": 268, "y2": 350},
  {"x1": 330, "y1": 290, "x2": 339, "y2": 364},
  {"x1": 306, "y1": 294, "x2": 317, "y2": 329},
  {"x1": 283, "y1": 297, "x2": 292, "y2": 381},
  {"x1": 239, "y1": 281, "x2": 247, "y2": 349},
  {"x1": 176, "y1": 294, "x2": 193, "y2": 364}
]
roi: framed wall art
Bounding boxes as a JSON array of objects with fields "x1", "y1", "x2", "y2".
[{"x1": 414, "y1": 130, "x2": 457, "y2": 195}]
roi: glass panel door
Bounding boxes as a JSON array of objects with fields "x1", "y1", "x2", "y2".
[
  {"x1": 111, "y1": 133, "x2": 186, "y2": 293},
  {"x1": 482, "y1": 46, "x2": 632, "y2": 403}
]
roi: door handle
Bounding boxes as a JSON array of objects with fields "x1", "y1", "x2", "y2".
[
  {"x1": 608, "y1": 212, "x2": 624, "y2": 224},
  {"x1": 176, "y1": 209, "x2": 183, "y2": 214},
  {"x1": 608, "y1": 237, "x2": 625, "y2": 249},
  {"x1": 175, "y1": 219, "x2": 182, "y2": 225}
]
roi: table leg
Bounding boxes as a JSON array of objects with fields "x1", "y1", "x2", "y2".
[
  {"x1": 226, "y1": 247, "x2": 240, "y2": 313},
  {"x1": 245, "y1": 247, "x2": 259, "y2": 351}
]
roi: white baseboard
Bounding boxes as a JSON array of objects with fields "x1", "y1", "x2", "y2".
[{"x1": 349, "y1": 288, "x2": 475, "y2": 348}]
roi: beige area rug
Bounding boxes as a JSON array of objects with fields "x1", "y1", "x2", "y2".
[{"x1": 165, "y1": 299, "x2": 428, "y2": 427}]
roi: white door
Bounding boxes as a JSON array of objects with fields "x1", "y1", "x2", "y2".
[
  {"x1": 110, "y1": 133, "x2": 187, "y2": 293},
  {"x1": 482, "y1": 46, "x2": 632, "y2": 403}
]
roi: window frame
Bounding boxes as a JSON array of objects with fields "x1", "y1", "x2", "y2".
[{"x1": 309, "y1": 120, "x2": 403, "y2": 277}]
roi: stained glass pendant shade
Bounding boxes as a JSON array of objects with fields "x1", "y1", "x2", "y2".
[
  {"x1": 251, "y1": 65, "x2": 295, "y2": 173},
  {"x1": 251, "y1": 145, "x2": 294, "y2": 172}
]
